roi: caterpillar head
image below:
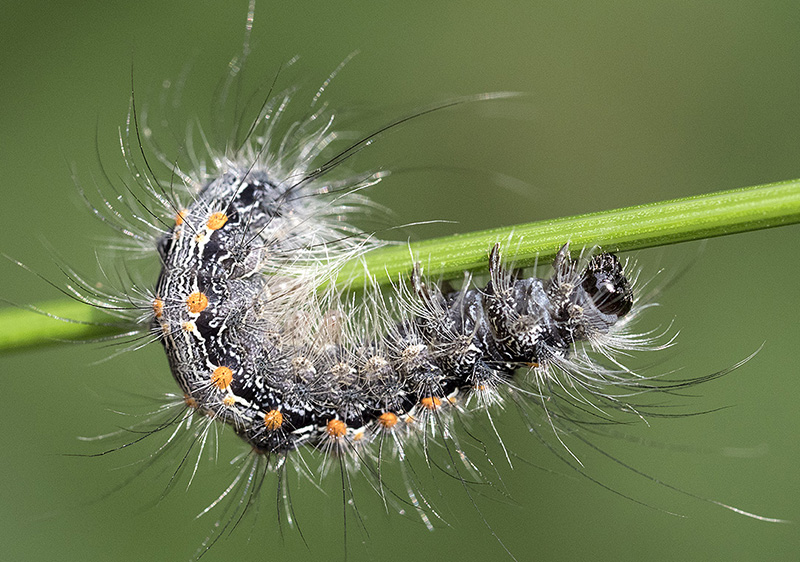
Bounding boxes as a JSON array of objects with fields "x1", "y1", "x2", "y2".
[{"x1": 582, "y1": 253, "x2": 633, "y2": 318}]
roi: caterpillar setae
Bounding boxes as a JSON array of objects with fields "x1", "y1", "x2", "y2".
[
  {"x1": 120, "y1": 98, "x2": 657, "y2": 557},
  {"x1": 65, "y1": 53, "x2": 780, "y2": 561}
]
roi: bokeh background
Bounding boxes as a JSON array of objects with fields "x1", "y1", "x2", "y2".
[{"x1": 1, "y1": 1, "x2": 798, "y2": 560}]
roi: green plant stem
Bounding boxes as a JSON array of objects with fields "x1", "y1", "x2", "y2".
[
  {"x1": 2, "y1": 178, "x2": 799, "y2": 354},
  {"x1": 0, "y1": 300, "x2": 125, "y2": 352},
  {"x1": 336, "y1": 178, "x2": 800, "y2": 285}
]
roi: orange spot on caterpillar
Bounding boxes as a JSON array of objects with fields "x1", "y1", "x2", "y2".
[
  {"x1": 183, "y1": 394, "x2": 198, "y2": 409},
  {"x1": 152, "y1": 298, "x2": 164, "y2": 319},
  {"x1": 263, "y1": 410, "x2": 283, "y2": 431},
  {"x1": 420, "y1": 396, "x2": 442, "y2": 410},
  {"x1": 206, "y1": 212, "x2": 228, "y2": 230},
  {"x1": 175, "y1": 209, "x2": 188, "y2": 226},
  {"x1": 377, "y1": 412, "x2": 398, "y2": 428},
  {"x1": 211, "y1": 366, "x2": 233, "y2": 390},
  {"x1": 326, "y1": 419, "x2": 347, "y2": 438},
  {"x1": 222, "y1": 395, "x2": 236, "y2": 407},
  {"x1": 186, "y1": 292, "x2": 209, "y2": 313}
]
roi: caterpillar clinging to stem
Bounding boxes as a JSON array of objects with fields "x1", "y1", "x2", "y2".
[{"x1": 2, "y1": 3, "x2": 798, "y2": 561}]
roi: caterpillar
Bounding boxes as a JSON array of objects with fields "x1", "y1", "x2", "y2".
[
  {"x1": 153, "y1": 153, "x2": 635, "y2": 456},
  {"x1": 63, "y1": 56, "x2": 780, "y2": 560}
]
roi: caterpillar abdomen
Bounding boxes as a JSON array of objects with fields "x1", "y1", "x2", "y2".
[{"x1": 152, "y1": 166, "x2": 634, "y2": 456}]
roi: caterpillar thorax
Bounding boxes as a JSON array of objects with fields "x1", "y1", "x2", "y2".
[{"x1": 152, "y1": 163, "x2": 634, "y2": 457}]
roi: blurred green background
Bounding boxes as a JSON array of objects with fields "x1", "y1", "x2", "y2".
[{"x1": 1, "y1": 1, "x2": 798, "y2": 560}]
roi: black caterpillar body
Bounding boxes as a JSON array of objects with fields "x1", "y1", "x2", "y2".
[{"x1": 152, "y1": 167, "x2": 634, "y2": 457}]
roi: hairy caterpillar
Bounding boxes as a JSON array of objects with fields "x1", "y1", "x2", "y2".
[
  {"x1": 45, "y1": 50, "x2": 783, "y2": 562},
  {"x1": 6, "y1": 2, "x2": 790, "y2": 550},
  {"x1": 153, "y1": 144, "x2": 636, "y2": 454}
]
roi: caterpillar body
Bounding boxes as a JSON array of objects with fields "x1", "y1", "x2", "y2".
[{"x1": 153, "y1": 162, "x2": 634, "y2": 455}]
